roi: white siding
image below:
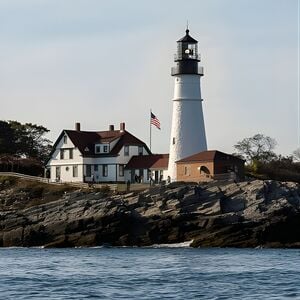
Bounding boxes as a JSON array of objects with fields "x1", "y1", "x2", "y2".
[
  {"x1": 116, "y1": 145, "x2": 149, "y2": 164},
  {"x1": 83, "y1": 164, "x2": 117, "y2": 182},
  {"x1": 47, "y1": 132, "x2": 150, "y2": 183},
  {"x1": 47, "y1": 133, "x2": 83, "y2": 182},
  {"x1": 50, "y1": 164, "x2": 84, "y2": 182}
]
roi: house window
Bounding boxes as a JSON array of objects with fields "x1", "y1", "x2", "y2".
[
  {"x1": 55, "y1": 166, "x2": 61, "y2": 180},
  {"x1": 184, "y1": 166, "x2": 190, "y2": 176},
  {"x1": 138, "y1": 146, "x2": 143, "y2": 155},
  {"x1": 73, "y1": 165, "x2": 78, "y2": 177},
  {"x1": 103, "y1": 164, "x2": 108, "y2": 177},
  {"x1": 95, "y1": 145, "x2": 101, "y2": 153},
  {"x1": 69, "y1": 149, "x2": 73, "y2": 159},
  {"x1": 124, "y1": 145, "x2": 129, "y2": 156},
  {"x1": 60, "y1": 149, "x2": 64, "y2": 159},
  {"x1": 103, "y1": 145, "x2": 108, "y2": 153},
  {"x1": 94, "y1": 165, "x2": 98, "y2": 171},
  {"x1": 119, "y1": 165, "x2": 124, "y2": 177},
  {"x1": 63, "y1": 135, "x2": 67, "y2": 144},
  {"x1": 86, "y1": 165, "x2": 91, "y2": 177}
]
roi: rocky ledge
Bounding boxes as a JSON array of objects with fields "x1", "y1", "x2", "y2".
[{"x1": 0, "y1": 178, "x2": 300, "y2": 248}]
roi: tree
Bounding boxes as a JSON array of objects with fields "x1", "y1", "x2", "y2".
[
  {"x1": 292, "y1": 148, "x2": 300, "y2": 162},
  {"x1": 0, "y1": 120, "x2": 52, "y2": 163},
  {"x1": 0, "y1": 121, "x2": 17, "y2": 155},
  {"x1": 234, "y1": 133, "x2": 277, "y2": 164}
]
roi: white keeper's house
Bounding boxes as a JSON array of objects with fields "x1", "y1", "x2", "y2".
[{"x1": 46, "y1": 122, "x2": 157, "y2": 183}]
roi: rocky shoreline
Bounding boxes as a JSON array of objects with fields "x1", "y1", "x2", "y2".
[{"x1": 0, "y1": 178, "x2": 300, "y2": 248}]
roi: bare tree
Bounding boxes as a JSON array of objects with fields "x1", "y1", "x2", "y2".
[
  {"x1": 234, "y1": 134, "x2": 277, "y2": 163},
  {"x1": 292, "y1": 148, "x2": 300, "y2": 162}
]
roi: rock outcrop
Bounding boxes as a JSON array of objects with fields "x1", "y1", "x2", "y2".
[{"x1": 0, "y1": 178, "x2": 300, "y2": 248}]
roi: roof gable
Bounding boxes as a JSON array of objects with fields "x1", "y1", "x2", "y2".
[{"x1": 48, "y1": 129, "x2": 151, "y2": 158}]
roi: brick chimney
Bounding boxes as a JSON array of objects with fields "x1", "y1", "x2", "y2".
[
  {"x1": 75, "y1": 122, "x2": 81, "y2": 131},
  {"x1": 109, "y1": 125, "x2": 114, "y2": 131},
  {"x1": 120, "y1": 122, "x2": 125, "y2": 132}
]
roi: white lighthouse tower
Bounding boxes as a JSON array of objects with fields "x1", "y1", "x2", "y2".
[{"x1": 168, "y1": 28, "x2": 207, "y2": 181}]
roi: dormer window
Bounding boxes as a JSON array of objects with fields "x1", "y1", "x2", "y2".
[
  {"x1": 63, "y1": 135, "x2": 67, "y2": 144},
  {"x1": 95, "y1": 144, "x2": 109, "y2": 154},
  {"x1": 95, "y1": 145, "x2": 101, "y2": 153}
]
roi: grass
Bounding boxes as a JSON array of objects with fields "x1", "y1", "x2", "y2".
[
  {"x1": 0, "y1": 176, "x2": 77, "y2": 209},
  {"x1": 0, "y1": 175, "x2": 18, "y2": 187}
]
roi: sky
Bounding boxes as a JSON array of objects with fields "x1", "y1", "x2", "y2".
[{"x1": 0, "y1": 0, "x2": 298, "y2": 156}]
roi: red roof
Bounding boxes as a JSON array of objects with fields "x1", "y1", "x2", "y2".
[
  {"x1": 125, "y1": 154, "x2": 169, "y2": 170},
  {"x1": 176, "y1": 150, "x2": 244, "y2": 163},
  {"x1": 50, "y1": 129, "x2": 150, "y2": 158}
]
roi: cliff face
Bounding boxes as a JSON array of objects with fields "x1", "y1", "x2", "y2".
[{"x1": 0, "y1": 178, "x2": 300, "y2": 248}]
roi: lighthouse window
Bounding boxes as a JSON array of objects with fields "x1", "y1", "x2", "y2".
[{"x1": 172, "y1": 137, "x2": 175, "y2": 145}]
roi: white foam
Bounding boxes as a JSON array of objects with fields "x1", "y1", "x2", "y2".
[{"x1": 150, "y1": 240, "x2": 193, "y2": 248}]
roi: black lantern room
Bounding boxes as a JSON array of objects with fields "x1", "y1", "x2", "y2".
[{"x1": 171, "y1": 29, "x2": 202, "y2": 76}]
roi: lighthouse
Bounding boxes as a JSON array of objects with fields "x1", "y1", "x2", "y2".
[{"x1": 168, "y1": 28, "x2": 207, "y2": 181}]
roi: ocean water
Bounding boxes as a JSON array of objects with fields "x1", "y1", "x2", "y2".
[{"x1": 0, "y1": 247, "x2": 299, "y2": 299}]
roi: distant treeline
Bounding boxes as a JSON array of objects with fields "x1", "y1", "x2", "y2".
[
  {"x1": 0, "y1": 120, "x2": 52, "y2": 176},
  {"x1": 234, "y1": 134, "x2": 300, "y2": 183},
  {"x1": 245, "y1": 157, "x2": 300, "y2": 183}
]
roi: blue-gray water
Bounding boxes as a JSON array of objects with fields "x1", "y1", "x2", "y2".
[{"x1": 0, "y1": 247, "x2": 300, "y2": 299}]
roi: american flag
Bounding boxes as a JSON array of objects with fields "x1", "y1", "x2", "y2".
[{"x1": 151, "y1": 112, "x2": 161, "y2": 130}]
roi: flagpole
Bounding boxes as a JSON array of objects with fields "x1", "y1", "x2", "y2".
[{"x1": 150, "y1": 109, "x2": 152, "y2": 151}]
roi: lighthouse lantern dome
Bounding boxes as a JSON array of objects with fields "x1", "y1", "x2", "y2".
[{"x1": 175, "y1": 29, "x2": 199, "y2": 61}]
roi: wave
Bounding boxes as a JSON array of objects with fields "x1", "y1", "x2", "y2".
[{"x1": 148, "y1": 240, "x2": 193, "y2": 248}]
